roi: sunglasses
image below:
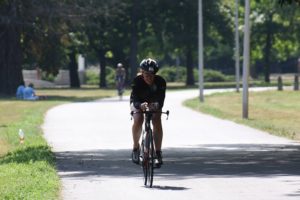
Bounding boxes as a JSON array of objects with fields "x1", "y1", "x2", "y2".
[{"x1": 142, "y1": 71, "x2": 155, "y2": 77}]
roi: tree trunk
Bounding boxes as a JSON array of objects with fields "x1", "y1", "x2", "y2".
[
  {"x1": 129, "y1": 0, "x2": 139, "y2": 81},
  {"x1": 68, "y1": 50, "x2": 80, "y2": 88},
  {"x1": 0, "y1": 1, "x2": 23, "y2": 95},
  {"x1": 263, "y1": 13, "x2": 274, "y2": 83},
  {"x1": 186, "y1": 45, "x2": 195, "y2": 86},
  {"x1": 98, "y1": 50, "x2": 107, "y2": 88}
]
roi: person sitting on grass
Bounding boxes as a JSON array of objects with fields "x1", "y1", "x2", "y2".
[
  {"x1": 23, "y1": 83, "x2": 46, "y2": 100},
  {"x1": 16, "y1": 82, "x2": 25, "y2": 99}
]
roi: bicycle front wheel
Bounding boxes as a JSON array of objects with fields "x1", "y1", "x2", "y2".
[
  {"x1": 142, "y1": 129, "x2": 154, "y2": 187},
  {"x1": 141, "y1": 138, "x2": 148, "y2": 186}
]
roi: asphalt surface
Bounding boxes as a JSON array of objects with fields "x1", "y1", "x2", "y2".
[{"x1": 42, "y1": 89, "x2": 300, "y2": 200}]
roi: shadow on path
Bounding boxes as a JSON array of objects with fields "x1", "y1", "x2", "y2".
[
  {"x1": 55, "y1": 143, "x2": 300, "y2": 179},
  {"x1": 150, "y1": 185, "x2": 190, "y2": 191}
]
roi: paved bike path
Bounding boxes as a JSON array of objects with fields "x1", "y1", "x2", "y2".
[{"x1": 43, "y1": 89, "x2": 300, "y2": 200}]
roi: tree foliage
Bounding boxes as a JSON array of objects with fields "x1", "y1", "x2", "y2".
[
  {"x1": 1, "y1": 0, "x2": 300, "y2": 95},
  {"x1": 279, "y1": 0, "x2": 300, "y2": 6}
]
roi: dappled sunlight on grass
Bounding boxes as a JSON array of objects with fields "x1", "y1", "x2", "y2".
[{"x1": 0, "y1": 145, "x2": 55, "y2": 165}]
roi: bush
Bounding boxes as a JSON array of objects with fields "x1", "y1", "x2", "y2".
[
  {"x1": 41, "y1": 72, "x2": 55, "y2": 82},
  {"x1": 106, "y1": 66, "x2": 115, "y2": 86},
  {"x1": 85, "y1": 66, "x2": 116, "y2": 86},
  {"x1": 157, "y1": 66, "x2": 186, "y2": 82},
  {"x1": 158, "y1": 66, "x2": 228, "y2": 83},
  {"x1": 203, "y1": 69, "x2": 227, "y2": 82},
  {"x1": 86, "y1": 66, "x2": 228, "y2": 85},
  {"x1": 85, "y1": 69, "x2": 99, "y2": 85}
]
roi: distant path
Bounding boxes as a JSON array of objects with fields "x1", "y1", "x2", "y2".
[{"x1": 43, "y1": 88, "x2": 300, "y2": 200}]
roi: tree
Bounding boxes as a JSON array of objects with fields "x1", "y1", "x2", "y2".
[
  {"x1": 250, "y1": 0, "x2": 300, "y2": 80},
  {"x1": 129, "y1": 0, "x2": 139, "y2": 80},
  {"x1": 279, "y1": 0, "x2": 300, "y2": 6},
  {"x1": 0, "y1": 0, "x2": 88, "y2": 94},
  {"x1": 68, "y1": 48, "x2": 80, "y2": 88},
  {"x1": 85, "y1": 0, "x2": 128, "y2": 88},
  {"x1": 147, "y1": 0, "x2": 232, "y2": 85},
  {"x1": 0, "y1": 0, "x2": 23, "y2": 95}
]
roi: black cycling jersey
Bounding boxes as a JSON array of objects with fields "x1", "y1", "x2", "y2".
[{"x1": 130, "y1": 75, "x2": 166, "y2": 109}]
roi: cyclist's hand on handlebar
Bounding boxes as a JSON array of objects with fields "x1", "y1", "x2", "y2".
[{"x1": 140, "y1": 102, "x2": 149, "y2": 111}]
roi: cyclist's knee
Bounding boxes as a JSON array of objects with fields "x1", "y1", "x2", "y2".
[{"x1": 133, "y1": 114, "x2": 144, "y2": 125}]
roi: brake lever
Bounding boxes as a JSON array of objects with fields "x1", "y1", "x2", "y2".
[
  {"x1": 130, "y1": 111, "x2": 134, "y2": 120},
  {"x1": 166, "y1": 110, "x2": 169, "y2": 120}
]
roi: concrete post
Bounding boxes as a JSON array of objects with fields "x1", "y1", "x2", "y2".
[
  {"x1": 235, "y1": 0, "x2": 240, "y2": 92},
  {"x1": 242, "y1": 0, "x2": 250, "y2": 119},
  {"x1": 294, "y1": 75, "x2": 299, "y2": 91},
  {"x1": 297, "y1": 58, "x2": 300, "y2": 73},
  {"x1": 198, "y1": 0, "x2": 204, "y2": 102},
  {"x1": 278, "y1": 76, "x2": 283, "y2": 91}
]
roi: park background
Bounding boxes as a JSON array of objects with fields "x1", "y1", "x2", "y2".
[
  {"x1": 1, "y1": 0, "x2": 300, "y2": 93},
  {"x1": 1, "y1": 0, "x2": 300, "y2": 199}
]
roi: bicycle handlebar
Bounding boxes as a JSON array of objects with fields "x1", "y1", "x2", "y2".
[{"x1": 130, "y1": 110, "x2": 170, "y2": 120}]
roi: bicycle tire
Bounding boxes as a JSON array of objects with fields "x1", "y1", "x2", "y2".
[
  {"x1": 142, "y1": 129, "x2": 155, "y2": 187},
  {"x1": 148, "y1": 129, "x2": 154, "y2": 187},
  {"x1": 141, "y1": 137, "x2": 148, "y2": 186}
]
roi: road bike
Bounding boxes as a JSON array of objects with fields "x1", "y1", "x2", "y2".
[
  {"x1": 131, "y1": 108, "x2": 169, "y2": 187},
  {"x1": 116, "y1": 77, "x2": 125, "y2": 100}
]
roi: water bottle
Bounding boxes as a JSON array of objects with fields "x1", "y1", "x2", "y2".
[{"x1": 18, "y1": 129, "x2": 25, "y2": 144}]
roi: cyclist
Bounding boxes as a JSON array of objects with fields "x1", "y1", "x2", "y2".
[
  {"x1": 130, "y1": 58, "x2": 166, "y2": 166},
  {"x1": 115, "y1": 63, "x2": 126, "y2": 99}
]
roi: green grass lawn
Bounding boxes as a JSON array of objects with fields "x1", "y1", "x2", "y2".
[
  {"x1": 0, "y1": 88, "x2": 116, "y2": 200},
  {"x1": 184, "y1": 90, "x2": 300, "y2": 141}
]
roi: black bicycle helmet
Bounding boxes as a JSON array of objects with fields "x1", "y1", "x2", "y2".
[{"x1": 139, "y1": 58, "x2": 159, "y2": 74}]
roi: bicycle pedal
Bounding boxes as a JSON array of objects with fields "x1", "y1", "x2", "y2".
[
  {"x1": 139, "y1": 156, "x2": 143, "y2": 163},
  {"x1": 152, "y1": 159, "x2": 160, "y2": 168}
]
